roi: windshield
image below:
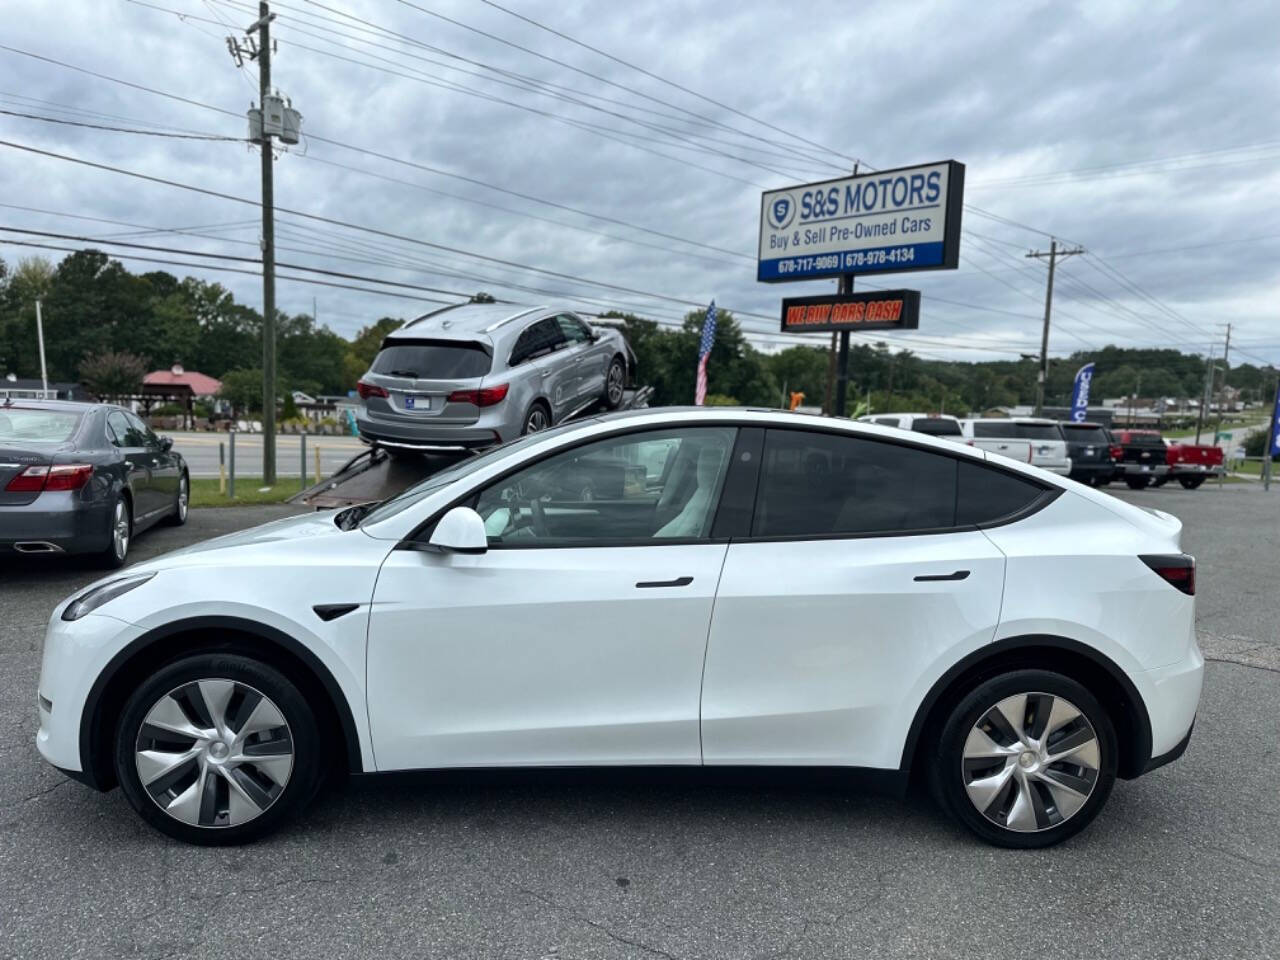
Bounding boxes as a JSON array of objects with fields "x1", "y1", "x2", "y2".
[
  {"x1": 1061, "y1": 425, "x2": 1109, "y2": 443},
  {"x1": 370, "y1": 339, "x2": 491, "y2": 379},
  {"x1": 0, "y1": 408, "x2": 82, "y2": 444},
  {"x1": 359, "y1": 420, "x2": 586, "y2": 526}
]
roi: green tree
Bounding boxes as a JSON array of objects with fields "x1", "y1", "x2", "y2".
[
  {"x1": 79, "y1": 350, "x2": 147, "y2": 402},
  {"x1": 220, "y1": 368, "x2": 263, "y2": 416},
  {"x1": 343, "y1": 316, "x2": 402, "y2": 388}
]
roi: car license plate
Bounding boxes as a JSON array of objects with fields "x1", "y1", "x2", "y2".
[
  {"x1": 404, "y1": 395, "x2": 431, "y2": 411},
  {"x1": 1141, "y1": 465, "x2": 1150, "y2": 472}
]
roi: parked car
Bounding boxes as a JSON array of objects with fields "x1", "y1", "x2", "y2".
[
  {"x1": 857, "y1": 412, "x2": 966, "y2": 440},
  {"x1": 355, "y1": 303, "x2": 632, "y2": 452},
  {"x1": 1158, "y1": 440, "x2": 1224, "y2": 489},
  {"x1": 38, "y1": 408, "x2": 1201, "y2": 849},
  {"x1": 1110, "y1": 429, "x2": 1170, "y2": 489},
  {"x1": 1059, "y1": 421, "x2": 1118, "y2": 486},
  {"x1": 958, "y1": 418, "x2": 1066, "y2": 472},
  {"x1": 0, "y1": 399, "x2": 188, "y2": 567}
]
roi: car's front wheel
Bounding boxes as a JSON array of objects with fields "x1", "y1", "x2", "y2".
[
  {"x1": 931, "y1": 669, "x2": 1117, "y2": 848},
  {"x1": 114, "y1": 653, "x2": 322, "y2": 845}
]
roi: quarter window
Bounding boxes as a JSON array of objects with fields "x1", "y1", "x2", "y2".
[
  {"x1": 955, "y1": 460, "x2": 1047, "y2": 525},
  {"x1": 511, "y1": 318, "x2": 566, "y2": 366},
  {"x1": 472, "y1": 427, "x2": 736, "y2": 545}
]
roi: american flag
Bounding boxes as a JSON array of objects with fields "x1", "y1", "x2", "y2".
[{"x1": 694, "y1": 300, "x2": 717, "y2": 406}]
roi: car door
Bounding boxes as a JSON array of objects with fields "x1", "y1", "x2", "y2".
[
  {"x1": 700, "y1": 428, "x2": 1014, "y2": 770},
  {"x1": 514, "y1": 317, "x2": 576, "y2": 422},
  {"x1": 131, "y1": 413, "x2": 180, "y2": 516},
  {"x1": 556, "y1": 313, "x2": 605, "y2": 402},
  {"x1": 106, "y1": 410, "x2": 159, "y2": 520},
  {"x1": 365, "y1": 424, "x2": 739, "y2": 771}
]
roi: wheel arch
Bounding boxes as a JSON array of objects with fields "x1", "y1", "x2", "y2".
[
  {"x1": 900, "y1": 634, "x2": 1153, "y2": 782},
  {"x1": 78, "y1": 615, "x2": 364, "y2": 791}
]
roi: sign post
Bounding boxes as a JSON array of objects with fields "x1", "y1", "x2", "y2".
[
  {"x1": 1265, "y1": 375, "x2": 1280, "y2": 492},
  {"x1": 758, "y1": 160, "x2": 963, "y2": 417}
]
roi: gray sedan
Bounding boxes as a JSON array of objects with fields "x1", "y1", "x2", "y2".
[
  {"x1": 0, "y1": 400, "x2": 188, "y2": 567},
  {"x1": 355, "y1": 303, "x2": 633, "y2": 451}
]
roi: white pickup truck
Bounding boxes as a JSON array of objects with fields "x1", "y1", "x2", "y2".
[{"x1": 959, "y1": 418, "x2": 1070, "y2": 473}]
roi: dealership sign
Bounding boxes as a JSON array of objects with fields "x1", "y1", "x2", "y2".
[
  {"x1": 758, "y1": 161, "x2": 965, "y2": 282},
  {"x1": 780, "y1": 290, "x2": 921, "y2": 334}
]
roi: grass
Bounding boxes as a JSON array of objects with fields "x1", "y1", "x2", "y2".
[{"x1": 190, "y1": 476, "x2": 306, "y2": 507}]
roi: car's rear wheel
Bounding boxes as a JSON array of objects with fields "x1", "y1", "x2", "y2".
[
  {"x1": 931, "y1": 670, "x2": 1117, "y2": 848},
  {"x1": 96, "y1": 495, "x2": 131, "y2": 569},
  {"x1": 604, "y1": 356, "x2": 626, "y2": 410},
  {"x1": 1124, "y1": 476, "x2": 1151, "y2": 489},
  {"x1": 1152, "y1": 476, "x2": 1168, "y2": 487},
  {"x1": 164, "y1": 472, "x2": 189, "y2": 525},
  {"x1": 522, "y1": 401, "x2": 551, "y2": 435},
  {"x1": 114, "y1": 653, "x2": 322, "y2": 845},
  {"x1": 1179, "y1": 476, "x2": 1205, "y2": 489}
]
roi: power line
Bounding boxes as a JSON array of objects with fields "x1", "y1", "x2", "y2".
[{"x1": 0, "y1": 107, "x2": 244, "y2": 141}]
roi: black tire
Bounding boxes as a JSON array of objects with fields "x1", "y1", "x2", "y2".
[
  {"x1": 929, "y1": 669, "x2": 1117, "y2": 849},
  {"x1": 96, "y1": 494, "x2": 131, "y2": 569},
  {"x1": 164, "y1": 472, "x2": 189, "y2": 526},
  {"x1": 1095, "y1": 477, "x2": 1111, "y2": 487},
  {"x1": 522, "y1": 400, "x2": 551, "y2": 435},
  {"x1": 1124, "y1": 476, "x2": 1151, "y2": 490},
  {"x1": 1152, "y1": 476, "x2": 1168, "y2": 487},
  {"x1": 1178, "y1": 476, "x2": 1205, "y2": 490},
  {"x1": 114, "y1": 653, "x2": 323, "y2": 845},
  {"x1": 603, "y1": 355, "x2": 626, "y2": 410}
]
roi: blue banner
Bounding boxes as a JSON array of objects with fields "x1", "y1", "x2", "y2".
[
  {"x1": 1069, "y1": 362, "x2": 1095, "y2": 422},
  {"x1": 1270, "y1": 384, "x2": 1280, "y2": 456}
]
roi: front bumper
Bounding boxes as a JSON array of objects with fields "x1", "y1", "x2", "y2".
[{"x1": 36, "y1": 611, "x2": 143, "y2": 785}]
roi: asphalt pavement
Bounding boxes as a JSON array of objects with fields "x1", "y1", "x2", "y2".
[
  {"x1": 1, "y1": 489, "x2": 1277, "y2": 959},
  {"x1": 166, "y1": 431, "x2": 367, "y2": 478}
]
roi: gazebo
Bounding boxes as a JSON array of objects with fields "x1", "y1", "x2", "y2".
[{"x1": 141, "y1": 364, "x2": 223, "y2": 430}]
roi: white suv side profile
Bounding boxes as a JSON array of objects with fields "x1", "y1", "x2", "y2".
[
  {"x1": 37, "y1": 409, "x2": 1201, "y2": 848},
  {"x1": 960, "y1": 418, "x2": 1072, "y2": 475}
]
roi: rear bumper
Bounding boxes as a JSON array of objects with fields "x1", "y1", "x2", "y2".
[
  {"x1": 1169, "y1": 463, "x2": 1225, "y2": 477},
  {"x1": 355, "y1": 410, "x2": 504, "y2": 450},
  {"x1": 1034, "y1": 460, "x2": 1072, "y2": 476},
  {"x1": 1119, "y1": 463, "x2": 1169, "y2": 478},
  {"x1": 1136, "y1": 635, "x2": 1204, "y2": 768},
  {"x1": 1069, "y1": 462, "x2": 1114, "y2": 482},
  {"x1": 0, "y1": 494, "x2": 112, "y2": 555}
]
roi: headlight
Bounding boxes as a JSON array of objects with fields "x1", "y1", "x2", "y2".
[{"x1": 61, "y1": 572, "x2": 155, "y2": 622}]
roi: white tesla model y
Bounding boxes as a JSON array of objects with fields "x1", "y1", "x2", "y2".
[{"x1": 36, "y1": 409, "x2": 1202, "y2": 847}]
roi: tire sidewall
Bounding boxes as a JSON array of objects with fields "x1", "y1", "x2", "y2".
[
  {"x1": 99, "y1": 494, "x2": 130, "y2": 569},
  {"x1": 604, "y1": 356, "x2": 626, "y2": 409},
  {"x1": 933, "y1": 669, "x2": 1118, "y2": 849},
  {"x1": 522, "y1": 401, "x2": 551, "y2": 435},
  {"x1": 114, "y1": 653, "x2": 321, "y2": 845}
]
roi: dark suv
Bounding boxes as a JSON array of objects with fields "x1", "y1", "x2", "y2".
[{"x1": 1059, "y1": 421, "x2": 1118, "y2": 486}]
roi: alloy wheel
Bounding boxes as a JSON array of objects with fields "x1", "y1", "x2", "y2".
[
  {"x1": 177, "y1": 475, "x2": 189, "y2": 521},
  {"x1": 526, "y1": 407, "x2": 549, "y2": 432},
  {"x1": 961, "y1": 692, "x2": 1100, "y2": 833},
  {"x1": 606, "y1": 360, "x2": 625, "y2": 404},
  {"x1": 112, "y1": 500, "x2": 130, "y2": 561},
  {"x1": 134, "y1": 679, "x2": 294, "y2": 828}
]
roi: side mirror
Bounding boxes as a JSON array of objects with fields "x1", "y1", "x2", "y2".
[
  {"x1": 427, "y1": 506, "x2": 488, "y2": 554},
  {"x1": 159, "y1": 436, "x2": 174, "y2": 452}
]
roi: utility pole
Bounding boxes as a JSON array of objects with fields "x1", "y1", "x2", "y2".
[
  {"x1": 1026, "y1": 240, "x2": 1085, "y2": 415},
  {"x1": 1212, "y1": 323, "x2": 1231, "y2": 450},
  {"x1": 253, "y1": 2, "x2": 278, "y2": 483},
  {"x1": 34, "y1": 299, "x2": 48, "y2": 397},
  {"x1": 1265, "y1": 371, "x2": 1278, "y2": 492},
  {"x1": 830, "y1": 162, "x2": 859, "y2": 418}
]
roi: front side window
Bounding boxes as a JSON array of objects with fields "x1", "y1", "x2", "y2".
[
  {"x1": 510, "y1": 318, "x2": 566, "y2": 366},
  {"x1": 473, "y1": 426, "x2": 736, "y2": 545},
  {"x1": 555, "y1": 314, "x2": 591, "y2": 344},
  {"x1": 107, "y1": 411, "x2": 144, "y2": 447},
  {"x1": 754, "y1": 429, "x2": 958, "y2": 537}
]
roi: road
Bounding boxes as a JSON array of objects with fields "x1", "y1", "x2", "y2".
[
  {"x1": 166, "y1": 431, "x2": 367, "y2": 479},
  {"x1": 1, "y1": 487, "x2": 1277, "y2": 959}
]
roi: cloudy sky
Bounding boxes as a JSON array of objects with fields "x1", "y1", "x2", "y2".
[{"x1": 1, "y1": 0, "x2": 1277, "y2": 367}]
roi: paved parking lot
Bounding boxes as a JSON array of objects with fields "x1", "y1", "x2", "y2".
[{"x1": 1, "y1": 487, "x2": 1277, "y2": 959}]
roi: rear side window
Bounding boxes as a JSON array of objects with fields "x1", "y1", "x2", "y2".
[
  {"x1": 1061, "y1": 425, "x2": 1110, "y2": 444},
  {"x1": 0, "y1": 408, "x2": 82, "y2": 443},
  {"x1": 371, "y1": 340, "x2": 491, "y2": 379},
  {"x1": 1011, "y1": 423, "x2": 1064, "y2": 441},
  {"x1": 912, "y1": 418, "x2": 962, "y2": 437},
  {"x1": 971, "y1": 420, "x2": 1019, "y2": 439},
  {"x1": 956, "y1": 460, "x2": 1047, "y2": 525},
  {"x1": 511, "y1": 319, "x2": 566, "y2": 366},
  {"x1": 753, "y1": 429, "x2": 958, "y2": 537}
]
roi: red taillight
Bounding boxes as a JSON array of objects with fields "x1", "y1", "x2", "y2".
[
  {"x1": 448, "y1": 383, "x2": 509, "y2": 407},
  {"x1": 1109, "y1": 444, "x2": 1123, "y2": 461},
  {"x1": 1141, "y1": 555, "x2": 1195, "y2": 596},
  {"x1": 356, "y1": 380, "x2": 388, "y2": 400},
  {"x1": 4, "y1": 464, "x2": 92, "y2": 493}
]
